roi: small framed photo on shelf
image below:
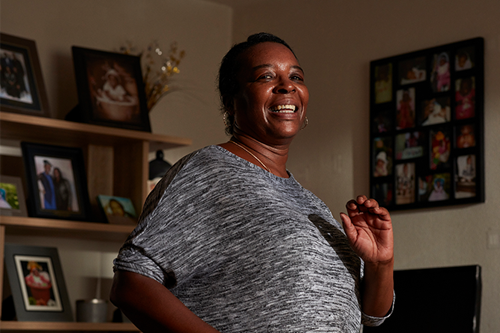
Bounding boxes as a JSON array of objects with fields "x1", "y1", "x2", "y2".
[
  {"x1": 369, "y1": 37, "x2": 484, "y2": 210},
  {"x1": 97, "y1": 194, "x2": 137, "y2": 225},
  {"x1": 4, "y1": 244, "x2": 73, "y2": 322},
  {"x1": 0, "y1": 175, "x2": 28, "y2": 217},
  {"x1": 70, "y1": 46, "x2": 151, "y2": 132},
  {"x1": 21, "y1": 142, "x2": 92, "y2": 221},
  {"x1": 0, "y1": 33, "x2": 50, "y2": 117}
]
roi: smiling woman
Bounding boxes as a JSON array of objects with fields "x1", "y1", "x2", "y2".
[
  {"x1": 219, "y1": 39, "x2": 309, "y2": 177},
  {"x1": 110, "y1": 33, "x2": 395, "y2": 333}
]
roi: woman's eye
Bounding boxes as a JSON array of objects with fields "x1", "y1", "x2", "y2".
[
  {"x1": 291, "y1": 75, "x2": 304, "y2": 81},
  {"x1": 259, "y1": 74, "x2": 273, "y2": 80}
]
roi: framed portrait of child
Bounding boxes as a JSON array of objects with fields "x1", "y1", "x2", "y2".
[{"x1": 69, "y1": 46, "x2": 151, "y2": 132}]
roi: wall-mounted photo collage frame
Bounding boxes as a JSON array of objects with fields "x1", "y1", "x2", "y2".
[{"x1": 369, "y1": 37, "x2": 484, "y2": 210}]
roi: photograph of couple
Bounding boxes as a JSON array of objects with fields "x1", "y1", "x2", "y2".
[{"x1": 34, "y1": 156, "x2": 78, "y2": 212}]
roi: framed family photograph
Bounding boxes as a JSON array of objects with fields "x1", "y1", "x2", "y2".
[
  {"x1": 4, "y1": 244, "x2": 73, "y2": 322},
  {"x1": 0, "y1": 175, "x2": 28, "y2": 217},
  {"x1": 0, "y1": 33, "x2": 50, "y2": 117},
  {"x1": 21, "y1": 142, "x2": 91, "y2": 221},
  {"x1": 70, "y1": 46, "x2": 151, "y2": 132},
  {"x1": 97, "y1": 194, "x2": 137, "y2": 225},
  {"x1": 370, "y1": 37, "x2": 484, "y2": 210}
]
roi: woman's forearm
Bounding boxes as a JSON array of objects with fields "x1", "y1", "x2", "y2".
[
  {"x1": 361, "y1": 259, "x2": 394, "y2": 317},
  {"x1": 110, "y1": 270, "x2": 220, "y2": 333}
]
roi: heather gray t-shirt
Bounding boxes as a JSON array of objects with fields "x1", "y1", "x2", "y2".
[{"x1": 114, "y1": 145, "x2": 391, "y2": 332}]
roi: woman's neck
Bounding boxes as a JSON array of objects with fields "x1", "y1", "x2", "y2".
[{"x1": 220, "y1": 134, "x2": 290, "y2": 178}]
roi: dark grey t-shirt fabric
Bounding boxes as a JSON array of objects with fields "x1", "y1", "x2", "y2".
[{"x1": 114, "y1": 145, "x2": 392, "y2": 332}]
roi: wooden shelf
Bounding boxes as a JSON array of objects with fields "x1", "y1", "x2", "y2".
[
  {"x1": 0, "y1": 111, "x2": 190, "y2": 330},
  {"x1": 0, "y1": 321, "x2": 140, "y2": 332},
  {"x1": 0, "y1": 216, "x2": 135, "y2": 241},
  {"x1": 0, "y1": 111, "x2": 192, "y2": 151}
]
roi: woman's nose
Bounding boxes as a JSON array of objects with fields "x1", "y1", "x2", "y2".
[{"x1": 274, "y1": 77, "x2": 295, "y2": 94}]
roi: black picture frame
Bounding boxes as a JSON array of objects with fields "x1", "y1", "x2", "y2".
[
  {"x1": 21, "y1": 142, "x2": 92, "y2": 221},
  {"x1": 70, "y1": 46, "x2": 151, "y2": 132},
  {"x1": 0, "y1": 33, "x2": 50, "y2": 117},
  {"x1": 4, "y1": 244, "x2": 73, "y2": 322},
  {"x1": 0, "y1": 175, "x2": 28, "y2": 217},
  {"x1": 370, "y1": 37, "x2": 484, "y2": 210}
]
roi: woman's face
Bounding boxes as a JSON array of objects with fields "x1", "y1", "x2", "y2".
[
  {"x1": 110, "y1": 201, "x2": 125, "y2": 216},
  {"x1": 53, "y1": 168, "x2": 60, "y2": 180},
  {"x1": 230, "y1": 42, "x2": 309, "y2": 145}
]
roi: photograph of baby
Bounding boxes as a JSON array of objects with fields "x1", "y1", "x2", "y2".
[
  {"x1": 455, "y1": 77, "x2": 475, "y2": 120},
  {"x1": 399, "y1": 56, "x2": 426, "y2": 85},
  {"x1": 0, "y1": 48, "x2": 33, "y2": 105},
  {"x1": 34, "y1": 156, "x2": 79, "y2": 212},
  {"x1": 455, "y1": 155, "x2": 476, "y2": 199},
  {"x1": 456, "y1": 124, "x2": 476, "y2": 149},
  {"x1": 430, "y1": 51, "x2": 451, "y2": 92},
  {"x1": 374, "y1": 63, "x2": 392, "y2": 104},
  {"x1": 0, "y1": 181, "x2": 19, "y2": 210},
  {"x1": 418, "y1": 175, "x2": 432, "y2": 202},
  {"x1": 395, "y1": 131, "x2": 424, "y2": 160},
  {"x1": 419, "y1": 174, "x2": 451, "y2": 202},
  {"x1": 0, "y1": 176, "x2": 28, "y2": 217},
  {"x1": 430, "y1": 129, "x2": 451, "y2": 170},
  {"x1": 426, "y1": 173, "x2": 451, "y2": 202},
  {"x1": 420, "y1": 97, "x2": 451, "y2": 126},
  {"x1": 455, "y1": 46, "x2": 475, "y2": 71},
  {"x1": 84, "y1": 55, "x2": 142, "y2": 124},
  {"x1": 396, "y1": 88, "x2": 415, "y2": 130},
  {"x1": 371, "y1": 109, "x2": 393, "y2": 134},
  {"x1": 97, "y1": 195, "x2": 137, "y2": 225},
  {"x1": 15, "y1": 255, "x2": 62, "y2": 311},
  {"x1": 372, "y1": 182, "x2": 393, "y2": 207},
  {"x1": 395, "y1": 163, "x2": 415, "y2": 205},
  {"x1": 373, "y1": 137, "x2": 393, "y2": 177}
]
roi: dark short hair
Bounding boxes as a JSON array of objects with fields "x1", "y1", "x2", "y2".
[{"x1": 217, "y1": 32, "x2": 297, "y2": 135}]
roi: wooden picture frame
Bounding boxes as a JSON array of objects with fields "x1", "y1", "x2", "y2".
[
  {"x1": 0, "y1": 175, "x2": 28, "y2": 217},
  {"x1": 0, "y1": 33, "x2": 50, "y2": 117},
  {"x1": 70, "y1": 46, "x2": 151, "y2": 132},
  {"x1": 4, "y1": 244, "x2": 73, "y2": 322},
  {"x1": 370, "y1": 37, "x2": 484, "y2": 210},
  {"x1": 97, "y1": 194, "x2": 137, "y2": 225},
  {"x1": 21, "y1": 142, "x2": 92, "y2": 221}
]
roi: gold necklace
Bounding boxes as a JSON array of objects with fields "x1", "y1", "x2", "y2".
[{"x1": 229, "y1": 140, "x2": 271, "y2": 173}]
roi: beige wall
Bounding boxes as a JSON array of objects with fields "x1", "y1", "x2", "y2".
[
  {"x1": 1, "y1": 0, "x2": 232, "y2": 319},
  {"x1": 1, "y1": 0, "x2": 231, "y2": 162},
  {"x1": 225, "y1": 0, "x2": 500, "y2": 331},
  {"x1": 2, "y1": 0, "x2": 499, "y2": 330}
]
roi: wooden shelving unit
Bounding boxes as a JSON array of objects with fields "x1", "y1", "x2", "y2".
[
  {"x1": 0, "y1": 321, "x2": 139, "y2": 332},
  {"x1": 0, "y1": 111, "x2": 191, "y2": 332}
]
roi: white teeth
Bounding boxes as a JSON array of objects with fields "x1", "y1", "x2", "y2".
[{"x1": 271, "y1": 105, "x2": 296, "y2": 113}]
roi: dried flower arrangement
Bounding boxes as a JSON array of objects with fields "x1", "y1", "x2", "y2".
[{"x1": 120, "y1": 40, "x2": 185, "y2": 111}]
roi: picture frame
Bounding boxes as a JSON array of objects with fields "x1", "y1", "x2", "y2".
[
  {"x1": 4, "y1": 244, "x2": 73, "y2": 322},
  {"x1": 370, "y1": 37, "x2": 484, "y2": 210},
  {"x1": 70, "y1": 46, "x2": 151, "y2": 132},
  {"x1": 0, "y1": 175, "x2": 28, "y2": 217},
  {"x1": 0, "y1": 33, "x2": 50, "y2": 117},
  {"x1": 21, "y1": 142, "x2": 92, "y2": 221},
  {"x1": 97, "y1": 194, "x2": 137, "y2": 225}
]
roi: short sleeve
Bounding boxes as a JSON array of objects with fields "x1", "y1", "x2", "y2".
[{"x1": 113, "y1": 243, "x2": 176, "y2": 288}]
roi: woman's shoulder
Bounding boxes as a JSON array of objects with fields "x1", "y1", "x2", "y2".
[{"x1": 171, "y1": 145, "x2": 232, "y2": 172}]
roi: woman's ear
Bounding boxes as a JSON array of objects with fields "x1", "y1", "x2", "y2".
[{"x1": 222, "y1": 95, "x2": 235, "y2": 114}]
